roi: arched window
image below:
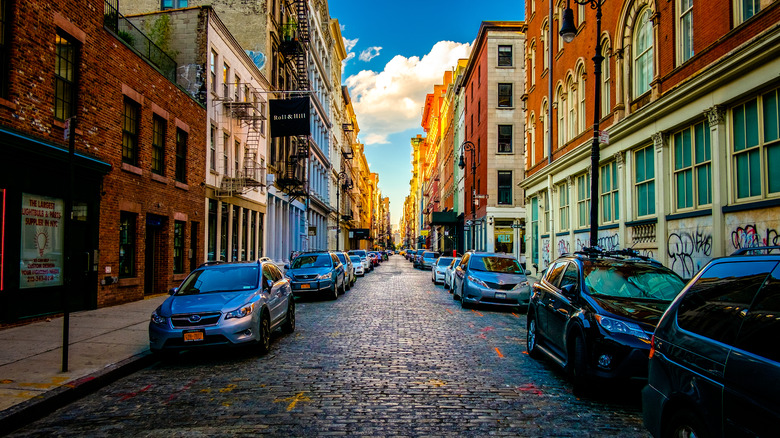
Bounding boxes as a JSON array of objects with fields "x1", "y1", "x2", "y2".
[
  {"x1": 530, "y1": 42, "x2": 537, "y2": 86},
  {"x1": 542, "y1": 99, "x2": 549, "y2": 158},
  {"x1": 601, "y1": 40, "x2": 611, "y2": 116},
  {"x1": 542, "y1": 19, "x2": 549, "y2": 70},
  {"x1": 556, "y1": 85, "x2": 566, "y2": 147},
  {"x1": 633, "y1": 8, "x2": 654, "y2": 97},
  {"x1": 577, "y1": 64, "x2": 587, "y2": 133},
  {"x1": 529, "y1": 113, "x2": 537, "y2": 166},
  {"x1": 567, "y1": 76, "x2": 577, "y2": 141}
]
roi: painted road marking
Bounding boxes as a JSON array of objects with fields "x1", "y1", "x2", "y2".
[
  {"x1": 275, "y1": 391, "x2": 311, "y2": 411},
  {"x1": 495, "y1": 348, "x2": 504, "y2": 358},
  {"x1": 471, "y1": 310, "x2": 484, "y2": 317},
  {"x1": 511, "y1": 312, "x2": 519, "y2": 318}
]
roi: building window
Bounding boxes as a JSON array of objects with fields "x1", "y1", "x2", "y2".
[
  {"x1": 234, "y1": 140, "x2": 241, "y2": 177},
  {"x1": 498, "y1": 45, "x2": 512, "y2": 67},
  {"x1": 0, "y1": 0, "x2": 9, "y2": 98},
  {"x1": 542, "y1": 190, "x2": 550, "y2": 233},
  {"x1": 175, "y1": 129, "x2": 187, "y2": 183},
  {"x1": 152, "y1": 115, "x2": 166, "y2": 175},
  {"x1": 577, "y1": 66, "x2": 586, "y2": 133},
  {"x1": 542, "y1": 19, "x2": 549, "y2": 70},
  {"x1": 173, "y1": 220, "x2": 185, "y2": 274},
  {"x1": 208, "y1": 199, "x2": 217, "y2": 261},
  {"x1": 223, "y1": 133, "x2": 230, "y2": 175},
  {"x1": 529, "y1": 114, "x2": 537, "y2": 165},
  {"x1": 558, "y1": 182, "x2": 570, "y2": 231},
  {"x1": 556, "y1": 85, "x2": 566, "y2": 147},
  {"x1": 210, "y1": 124, "x2": 217, "y2": 171},
  {"x1": 678, "y1": 0, "x2": 694, "y2": 64},
  {"x1": 498, "y1": 171, "x2": 512, "y2": 205},
  {"x1": 530, "y1": 42, "x2": 536, "y2": 87},
  {"x1": 634, "y1": 145, "x2": 656, "y2": 217},
  {"x1": 122, "y1": 98, "x2": 140, "y2": 166},
  {"x1": 567, "y1": 76, "x2": 577, "y2": 140},
  {"x1": 498, "y1": 83, "x2": 512, "y2": 108},
  {"x1": 542, "y1": 100, "x2": 549, "y2": 158},
  {"x1": 576, "y1": 174, "x2": 590, "y2": 228},
  {"x1": 234, "y1": 74, "x2": 241, "y2": 101},
  {"x1": 54, "y1": 33, "x2": 77, "y2": 121},
  {"x1": 602, "y1": 41, "x2": 611, "y2": 116},
  {"x1": 222, "y1": 63, "x2": 230, "y2": 98},
  {"x1": 531, "y1": 197, "x2": 539, "y2": 264},
  {"x1": 736, "y1": 0, "x2": 762, "y2": 24},
  {"x1": 498, "y1": 125, "x2": 512, "y2": 153},
  {"x1": 119, "y1": 212, "x2": 136, "y2": 278},
  {"x1": 674, "y1": 120, "x2": 712, "y2": 210},
  {"x1": 633, "y1": 8, "x2": 654, "y2": 98},
  {"x1": 733, "y1": 89, "x2": 780, "y2": 199},
  {"x1": 210, "y1": 50, "x2": 217, "y2": 93},
  {"x1": 600, "y1": 161, "x2": 619, "y2": 224},
  {"x1": 161, "y1": 0, "x2": 188, "y2": 9}
]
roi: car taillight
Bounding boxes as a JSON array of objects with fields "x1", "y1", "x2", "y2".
[{"x1": 648, "y1": 334, "x2": 656, "y2": 359}]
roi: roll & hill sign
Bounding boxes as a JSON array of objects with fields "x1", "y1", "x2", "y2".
[{"x1": 270, "y1": 97, "x2": 310, "y2": 137}]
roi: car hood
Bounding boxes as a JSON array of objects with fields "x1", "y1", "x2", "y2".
[
  {"x1": 589, "y1": 295, "x2": 671, "y2": 327},
  {"x1": 468, "y1": 271, "x2": 528, "y2": 285},
  {"x1": 288, "y1": 267, "x2": 331, "y2": 277},
  {"x1": 162, "y1": 291, "x2": 256, "y2": 316}
]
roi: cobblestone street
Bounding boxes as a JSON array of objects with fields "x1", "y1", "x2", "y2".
[{"x1": 9, "y1": 256, "x2": 649, "y2": 437}]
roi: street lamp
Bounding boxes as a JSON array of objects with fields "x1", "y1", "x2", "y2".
[
  {"x1": 336, "y1": 170, "x2": 352, "y2": 251},
  {"x1": 459, "y1": 140, "x2": 477, "y2": 251},
  {"x1": 560, "y1": 0, "x2": 603, "y2": 248}
]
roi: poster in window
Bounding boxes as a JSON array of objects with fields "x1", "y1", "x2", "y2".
[{"x1": 20, "y1": 193, "x2": 64, "y2": 288}]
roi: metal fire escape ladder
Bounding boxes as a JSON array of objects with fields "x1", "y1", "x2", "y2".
[{"x1": 295, "y1": 0, "x2": 310, "y2": 91}]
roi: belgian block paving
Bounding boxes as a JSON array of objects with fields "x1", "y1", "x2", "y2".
[{"x1": 3, "y1": 257, "x2": 649, "y2": 436}]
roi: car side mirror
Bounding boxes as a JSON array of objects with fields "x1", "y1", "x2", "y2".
[
  {"x1": 283, "y1": 264, "x2": 289, "y2": 270},
  {"x1": 264, "y1": 279, "x2": 273, "y2": 291},
  {"x1": 525, "y1": 269, "x2": 532, "y2": 276},
  {"x1": 168, "y1": 287, "x2": 178, "y2": 295}
]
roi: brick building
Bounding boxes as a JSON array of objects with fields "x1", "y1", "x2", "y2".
[
  {"x1": 522, "y1": 0, "x2": 780, "y2": 278},
  {"x1": 0, "y1": 0, "x2": 205, "y2": 323}
]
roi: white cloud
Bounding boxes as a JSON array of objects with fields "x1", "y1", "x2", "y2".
[
  {"x1": 343, "y1": 37, "x2": 358, "y2": 52},
  {"x1": 359, "y1": 46, "x2": 382, "y2": 62},
  {"x1": 345, "y1": 41, "x2": 472, "y2": 145}
]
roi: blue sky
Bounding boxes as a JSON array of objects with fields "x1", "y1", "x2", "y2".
[{"x1": 328, "y1": 1, "x2": 525, "y2": 226}]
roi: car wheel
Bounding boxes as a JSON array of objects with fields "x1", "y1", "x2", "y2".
[
  {"x1": 281, "y1": 301, "x2": 296, "y2": 334},
  {"x1": 461, "y1": 297, "x2": 470, "y2": 309},
  {"x1": 453, "y1": 284, "x2": 460, "y2": 301},
  {"x1": 257, "y1": 314, "x2": 271, "y2": 355},
  {"x1": 527, "y1": 318, "x2": 541, "y2": 358},
  {"x1": 569, "y1": 333, "x2": 589, "y2": 390},
  {"x1": 663, "y1": 409, "x2": 709, "y2": 438}
]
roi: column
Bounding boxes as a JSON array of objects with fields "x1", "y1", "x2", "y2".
[
  {"x1": 706, "y1": 106, "x2": 727, "y2": 257},
  {"x1": 652, "y1": 132, "x2": 668, "y2": 266}
]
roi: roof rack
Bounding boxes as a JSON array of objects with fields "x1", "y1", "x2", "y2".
[
  {"x1": 730, "y1": 245, "x2": 780, "y2": 256},
  {"x1": 198, "y1": 260, "x2": 227, "y2": 268},
  {"x1": 574, "y1": 246, "x2": 661, "y2": 265}
]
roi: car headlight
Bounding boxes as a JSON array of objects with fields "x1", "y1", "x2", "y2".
[
  {"x1": 512, "y1": 280, "x2": 530, "y2": 290},
  {"x1": 225, "y1": 303, "x2": 255, "y2": 320},
  {"x1": 317, "y1": 272, "x2": 333, "y2": 280},
  {"x1": 467, "y1": 275, "x2": 489, "y2": 288},
  {"x1": 595, "y1": 315, "x2": 650, "y2": 340},
  {"x1": 151, "y1": 309, "x2": 166, "y2": 325}
]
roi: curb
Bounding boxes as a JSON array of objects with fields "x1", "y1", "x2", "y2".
[{"x1": 0, "y1": 352, "x2": 157, "y2": 436}]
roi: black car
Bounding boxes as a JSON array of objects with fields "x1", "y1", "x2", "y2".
[
  {"x1": 526, "y1": 249, "x2": 686, "y2": 388},
  {"x1": 642, "y1": 247, "x2": 780, "y2": 438}
]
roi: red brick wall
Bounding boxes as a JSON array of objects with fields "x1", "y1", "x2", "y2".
[
  {"x1": 2, "y1": 1, "x2": 206, "y2": 307},
  {"x1": 464, "y1": 41, "x2": 489, "y2": 220}
]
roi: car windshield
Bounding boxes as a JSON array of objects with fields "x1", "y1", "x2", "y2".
[
  {"x1": 470, "y1": 256, "x2": 523, "y2": 273},
  {"x1": 450, "y1": 258, "x2": 462, "y2": 267},
  {"x1": 176, "y1": 266, "x2": 259, "y2": 295},
  {"x1": 290, "y1": 254, "x2": 332, "y2": 269},
  {"x1": 423, "y1": 252, "x2": 438, "y2": 259},
  {"x1": 349, "y1": 256, "x2": 361, "y2": 262},
  {"x1": 336, "y1": 253, "x2": 347, "y2": 263},
  {"x1": 583, "y1": 263, "x2": 685, "y2": 301},
  {"x1": 437, "y1": 257, "x2": 453, "y2": 266}
]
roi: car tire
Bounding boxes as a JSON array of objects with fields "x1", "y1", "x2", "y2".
[
  {"x1": 663, "y1": 409, "x2": 709, "y2": 438},
  {"x1": 281, "y1": 301, "x2": 296, "y2": 334},
  {"x1": 527, "y1": 318, "x2": 541, "y2": 358},
  {"x1": 257, "y1": 314, "x2": 271, "y2": 355},
  {"x1": 453, "y1": 285, "x2": 460, "y2": 301},
  {"x1": 569, "y1": 333, "x2": 589, "y2": 390},
  {"x1": 461, "y1": 297, "x2": 470, "y2": 309}
]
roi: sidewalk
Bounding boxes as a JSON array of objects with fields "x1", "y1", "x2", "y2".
[{"x1": 0, "y1": 294, "x2": 167, "y2": 433}]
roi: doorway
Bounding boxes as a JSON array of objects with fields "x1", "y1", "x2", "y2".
[{"x1": 144, "y1": 214, "x2": 166, "y2": 295}]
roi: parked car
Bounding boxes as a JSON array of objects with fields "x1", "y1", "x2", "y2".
[
  {"x1": 526, "y1": 249, "x2": 686, "y2": 389},
  {"x1": 284, "y1": 252, "x2": 346, "y2": 300},
  {"x1": 453, "y1": 252, "x2": 532, "y2": 309},
  {"x1": 349, "y1": 255, "x2": 365, "y2": 277},
  {"x1": 419, "y1": 251, "x2": 441, "y2": 270},
  {"x1": 149, "y1": 260, "x2": 295, "y2": 355},
  {"x1": 444, "y1": 257, "x2": 462, "y2": 291},
  {"x1": 642, "y1": 246, "x2": 780, "y2": 438},
  {"x1": 348, "y1": 249, "x2": 372, "y2": 272},
  {"x1": 333, "y1": 251, "x2": 355, "y2": 290},
  {"x1": 432, "y1": 256, "x2": 454, "y2": 284},
  {"x1": 368, "y1": 252, "x2": 380, "y2": 267},
  {"x1": 412, "y1": 249, "x2": 425, "y2": 268}
]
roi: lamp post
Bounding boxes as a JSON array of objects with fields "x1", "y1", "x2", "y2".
[
  {"x1": 336, "y1": 170, "x2": 351, "y2": 251},
  {"x1": 560, "y1": 0, "x2": 603, "y2": 248},
  {"x1": 458, "y1": 140, "x2": 477, "y2": 251}
]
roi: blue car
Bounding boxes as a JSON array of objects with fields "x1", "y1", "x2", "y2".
[
  {"x1": 149, "y1": 260, "x2": 295, "y2": 355},
  {"x1": 284, "y1": 252, "x2": 346, "y2": 300}
]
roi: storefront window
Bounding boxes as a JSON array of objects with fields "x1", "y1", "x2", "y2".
[
  {"x1": 119, "y1": 212, "x2": 136, "y2": 278},
  {"x1": 494, "y1": 220, "x2": 514, "y2": 254},
  {"x1": 173, "y1": 220, "x2": 185, "y2": 274},
  {"x1": 208, "y1": 199, "x2": 217, "y2": 261},
  {"x1": 20, "y1": 194, "x2": 64, "y2": 288}
]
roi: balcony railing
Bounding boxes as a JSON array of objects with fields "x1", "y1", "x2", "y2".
[{"x1": 104, "y1": 0, "x2": 176, "y2": 82}]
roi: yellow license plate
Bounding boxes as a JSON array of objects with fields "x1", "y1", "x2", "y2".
[
  {"x1": 183, "y1": 331, "x2": 204, "y2": 342},
  {"x1": 300, "y1": 283, "x2": 310, "y2": 289}
]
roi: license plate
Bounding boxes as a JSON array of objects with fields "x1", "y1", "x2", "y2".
[
  {"x1": 495, "y1": 292, "x2": 507, "y2": 299},
  {"x1": 183, "y1": 330, "x2": 204, "y2": 342},
  {"x1": 300, "y1": 283, "x2": 310, "y2": 289}
]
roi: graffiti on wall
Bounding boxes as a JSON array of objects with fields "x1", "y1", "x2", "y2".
[
  {"x1": 557, "y1": 239, "x2": 570, "y2": 256},
  {"x1": 666, "y1": 227, "x2": 713, "y2": 279},
  {"x1": 541, "y1": 239, "x2": 551, "y2": 269},
  {"x1": 731, "y1": 224, "x2": 780, "y2": 249},
  {"x1": 574, "y1": 232, "x2": 621, "y2": 252}
]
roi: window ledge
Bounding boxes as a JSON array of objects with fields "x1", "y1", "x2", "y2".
[
  {"x1": 496, "y1": 66, "x2": 515, "y2": 69},
  {"x1": 121, "y1": 163, "x2": 143, "y2": 175},
  {"x1": 175, "y1": 181, "x2": 189, "y2": 191},
  {"x1": 0, "y1": 97, "x2": 17, "y2": 111},
  {"x1": 497, "y1": 151, "x2": 514, "y2": 155},
  {"x1": 497, "y1": 106, "x2": 515, "y2": 110},
  {"x1": 151, "y1": 173, "x2": 168, "y2": 184},
  {"x1": 118, "y1": 277, "x2": 140, "y2": 287}
]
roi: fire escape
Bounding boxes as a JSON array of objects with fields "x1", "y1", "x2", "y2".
[
  {"x1": 215, "y1": 84, "x2": 267, "y2": 197},
  {"x1": 276, "y1": 0, "x2": 310, "y2": 202}
]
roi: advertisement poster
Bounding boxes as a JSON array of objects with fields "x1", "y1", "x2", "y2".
[{"x1": 20, "y1": 193, "x2": 64, "y2": 289}]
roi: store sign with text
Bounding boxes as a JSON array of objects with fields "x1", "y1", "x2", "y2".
[
  {"x1": 269, "y1": 97, "x2": 311, "y2": 137},
  {"x1": 20, "y1": 193, "x2": 64, "y2": 288}
]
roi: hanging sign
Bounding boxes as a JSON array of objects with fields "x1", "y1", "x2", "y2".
[
  {"x1": 20, "y1": 193, "x2": 65, "y2": 289},
  {"x1": 270, "y1": 97, "x2": 310, "y2": 137}
]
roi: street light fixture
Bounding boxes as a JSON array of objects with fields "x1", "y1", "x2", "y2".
[
  {"x1": 459, "y1": 140, "x2": 477, "y2": 251},
  {"x1": 560, "y1": 0, "x2": 604, "y2": 248}
]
